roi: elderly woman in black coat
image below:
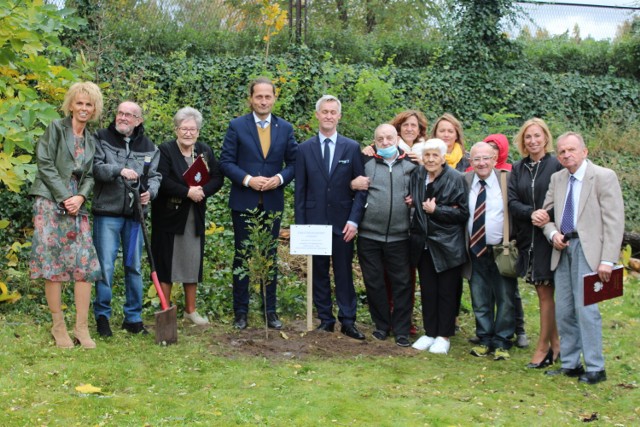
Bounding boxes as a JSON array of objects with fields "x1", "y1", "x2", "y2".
[
  {"x1": 151, "y1": 107, "x2": 224, "y2": 325},
  {"x1": 409, "y1": 138, "x2": 469, "y2": 355}
]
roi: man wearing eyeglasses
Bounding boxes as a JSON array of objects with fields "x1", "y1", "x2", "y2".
[
  {"x1": 464, "y1": 142, "x2": 517, "y2": 361},
  {"x1": 92, "y1": 101, "x2": 162, "y2": 336},
  {"x1": 219, "y1": 77, "x2": 298, "y2": 330}
]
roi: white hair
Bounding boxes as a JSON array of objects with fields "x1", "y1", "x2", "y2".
[{"x1": 422, "y1": 138, "x2": 447, "y2": 157}]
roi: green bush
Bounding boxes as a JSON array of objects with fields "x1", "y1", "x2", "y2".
[{"x1": 522, "y1": 36, "x2": 612, "y2": 76}]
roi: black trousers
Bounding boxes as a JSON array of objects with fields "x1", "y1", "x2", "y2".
[
  {"x1": 416, "y1": 249, "x2": 461, "y2": 338},
  {"x1": 357, "y1": 237, "x2": 412, "y2": 336}
]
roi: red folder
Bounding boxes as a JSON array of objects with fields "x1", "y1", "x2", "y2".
[
  {"x1": 583, "y1": 265, "x2": 623, "y2": 306},
  {"x1": 182, "y1": 155, "x2": 210, "y2": 186}
]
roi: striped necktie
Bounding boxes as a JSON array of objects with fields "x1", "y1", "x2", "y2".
[{"x1": 470, "y1": 180, "x2": 487, "y2": 257}]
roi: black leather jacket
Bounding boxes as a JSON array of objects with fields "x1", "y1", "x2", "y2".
[{"x1": 409, "y1": 164, "x2": 469, "y2": 272}]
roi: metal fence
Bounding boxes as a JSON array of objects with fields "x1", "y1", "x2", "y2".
[{"x1": 516, "y1": 1, "x2": 640, "y2": 40}]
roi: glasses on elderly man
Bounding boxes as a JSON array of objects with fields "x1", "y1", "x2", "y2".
[
  {"x1": 471, "y1": 155, "x2": 495, "y2": 163},
  {"x1": 116, "y1": 111, "x2": 140, "y2": 119}
]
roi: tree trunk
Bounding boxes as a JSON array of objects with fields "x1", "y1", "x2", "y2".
[
  {"x1": 365, "y1": 0, "x2": 376, "y2": 34},
  {"x1": 336, "y1": 0, "x2": 348, "y2": 27}
]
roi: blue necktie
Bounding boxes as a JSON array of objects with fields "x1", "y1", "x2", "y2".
[
  {"x1": 470, "y1": 180, "x2": 487, "y2": 257},
  {"x1": 560, "y1": 175, "x2": 576, "y2": 234},
  {"x1": 323, "y1": 138, "x2": 331, "y2": 174},
  {"x1": 258, "y1": 120, "x2": 267, "y2": 129}
]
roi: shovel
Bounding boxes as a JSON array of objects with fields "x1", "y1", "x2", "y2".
[{"x1": 126, "y1": 179, "x2": 178, "y2": 345}]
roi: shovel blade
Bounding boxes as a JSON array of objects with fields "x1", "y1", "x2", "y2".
[{"x1": 154, "y1": 305, "x2": 178, "y2": 345}]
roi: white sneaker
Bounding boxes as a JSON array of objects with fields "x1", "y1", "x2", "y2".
[
  {"x1": 412, "y1": 335, "x2": 435, "y2": 351},
  {"x1": 428, "y1": 336, "x2": 450, "y2": 354},
  {"x1": 184, "y1": 311, "x2": 209, "y2": 325}
]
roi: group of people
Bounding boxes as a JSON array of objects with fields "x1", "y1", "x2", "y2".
[{"x1": 30, "y1": 79, "x2": 624, "y2": 385}]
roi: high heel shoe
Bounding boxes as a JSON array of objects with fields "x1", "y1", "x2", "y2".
[
  {"x1": 526, "y1": 348, "x2": 553, "y2": 369},
  {"x1": 73, "y1": 326, "x2": 96, "y2": 349},
  {"x1": 553, "y1": 351, "x2": 561, "y2": 364},
  {"x1": 51, "y1": 311, "x2": 74, "y2": 349}
]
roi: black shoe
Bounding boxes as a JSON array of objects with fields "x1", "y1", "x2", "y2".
[
  {"x1": 468, "y1": 335, "x2": 481, "y2": 345},
  {"x1": 316, "y1": 322, "x2": 335, "y2": 332},
  {"x1": 395, "y1": 335, "x2": 411, "y2": 347},
  {"x1": 341, "y1": 324, "x2": 365, "y2": 340},
  {"x1": 96, "y1": 315, "x2": 112, "y2": 337},
  {"x1": 526, "y1": 348, "x2": 553, "y2": 369},
  {"x1": 578, "y1": 370, "x2": 606, "y2": 385},
  {"x1": 234, "y1": 313, "x2": 247, "y2": 330},
  {"x1": 266, "y1": 313, "x2": 282, "y2": 330},
  {"x1": 121, "y1": 321, "x2": 148, "y2": 335},
  {"x1": 545, "y1": 365, "x2": 585, "y2": 377},
  {"x1": 372, "y1": 330, "x2": 387, "y2": 341}
]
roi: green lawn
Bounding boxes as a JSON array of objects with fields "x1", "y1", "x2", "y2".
[{"x1": 1, "y1": 278, "x2": 639, "y2": 426}]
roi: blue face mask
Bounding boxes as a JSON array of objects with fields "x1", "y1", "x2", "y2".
[{"x1": 377, "y1": 145, "x2": 398, "y2": 159}]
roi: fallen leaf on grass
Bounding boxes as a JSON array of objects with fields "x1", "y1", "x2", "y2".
[
  {"x1": 580, "y1": 412, "x2": 598, "y2": 422},
  {"x1": 280, "y1": 331, "x2": 289, "y2": 340},
  {"x1": 616, "y1": 383, "x2": 637, "y2": 389},
  {"x1": 75, "y1": 384, "x2": 102, "y2": 394}
]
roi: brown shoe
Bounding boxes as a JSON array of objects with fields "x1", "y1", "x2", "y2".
[
  {"x1": 51, "y1": 312, "x2": 74, "y2": 349},
  {"x1": 74, "y1": 325, "x2": 96, "y2": 349}
]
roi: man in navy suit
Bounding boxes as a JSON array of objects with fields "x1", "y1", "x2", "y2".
[
  {"x1": 294, "y1": 95, "x2": 367, "y2": 340},
  {"x1": 219, "y1": 77, "x2": 298, "y2": 330}
]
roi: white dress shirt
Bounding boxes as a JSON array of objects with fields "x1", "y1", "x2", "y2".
[{"x1": 468, "y1": 171, "x2": 504, "y2": 245}]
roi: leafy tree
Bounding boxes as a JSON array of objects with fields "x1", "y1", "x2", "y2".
[
  {"x1": 0, "y1": 0, "x2": 88, "y2": 298},
  {"x1": 447, "y1": 0, "x2": 521, "y2": 67},
  {"x1": 0, "y1": 0, "x2": 87, "y2": 191}
]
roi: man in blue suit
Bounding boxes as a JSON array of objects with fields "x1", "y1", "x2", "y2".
[
  {"x1": 219, "y1": 77, "x2": 298, "y2": 330},
  {"x1": 294, "y1": 95, "x2": 367, "y2": 340}
]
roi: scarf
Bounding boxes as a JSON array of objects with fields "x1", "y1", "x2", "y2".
[{"x1": 445, "y1": 142, "x2": 463, "y2": 168}]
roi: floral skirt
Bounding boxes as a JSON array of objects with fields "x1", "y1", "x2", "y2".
[{"x1": 30, "y1": 197, "x2": 102, "y2": 282}]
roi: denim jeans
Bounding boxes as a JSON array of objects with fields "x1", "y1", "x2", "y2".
[
  {"x1": 93, "y1": 215, "x2": 143, "y2": 323},
  {"x1": 469, "y1": 250, "x2": 517, "y2": 349}
]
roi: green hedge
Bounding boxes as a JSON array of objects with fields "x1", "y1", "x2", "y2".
[{"x1": 94, "y1": 48, "x2": 640, "y2": 147}]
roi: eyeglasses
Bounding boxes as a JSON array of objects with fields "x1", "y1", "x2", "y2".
[
  {"x1": 178, "y1": 127, "x2": 199, "y2": 134},
  {"x1": 471, "y1": 156, "x2": 495, "y2": 163},
  {"x1": 117, "y1": 111, "x2": 140, "y2": 119}
]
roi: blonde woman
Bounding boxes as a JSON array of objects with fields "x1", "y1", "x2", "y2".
[
  {"x1": 29, "y1": 82, "x2": 104, "y2": 349},
  {"x1": 508, "y1": 118, "x2": 563, "y2": 368}
]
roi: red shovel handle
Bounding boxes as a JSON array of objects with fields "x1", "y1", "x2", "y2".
[
  {"x1": 151, "y1": 271, "x2": 170, "y2": 311},
  {"x1": 124, "y1": 178, "x2": 171, "y2": 312}
]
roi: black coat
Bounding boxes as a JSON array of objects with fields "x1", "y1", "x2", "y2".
[
  {"x1": 409, "y1": 164, "x2": 469, "y2": 272},
  {"x1": 151, "y1": 140, "x2": 224, "y2": 235},
  {"x1": 508, "y1": 153, "x2": 562, "y2": 281},
  {"x1": 151, "y1": 139, "x2": 224, "y2": 282}
]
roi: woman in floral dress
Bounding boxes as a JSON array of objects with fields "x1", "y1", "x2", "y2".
[{"x1": 29, "y1": 82, "x2": 103, "y2": 349}]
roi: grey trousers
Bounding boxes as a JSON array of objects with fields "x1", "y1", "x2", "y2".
[{"x1": 554, "y1": 239, "x2": 605, "y2": 372}]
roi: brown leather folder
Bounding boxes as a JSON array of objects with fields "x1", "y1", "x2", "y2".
[
  {"x1": 583, "y1": 265, "x2": 623, "y2": 305},
  {"x1": 182, "y1": 155, "x2": 210, "y2": 186}
]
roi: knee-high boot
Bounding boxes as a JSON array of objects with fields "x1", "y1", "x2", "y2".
[
  {"x1": 74, "y1": 281, "x2": 96, "y2": 349},
  {"x1": 45, "y1": 281, "x2": 74, "y2": 348}
]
